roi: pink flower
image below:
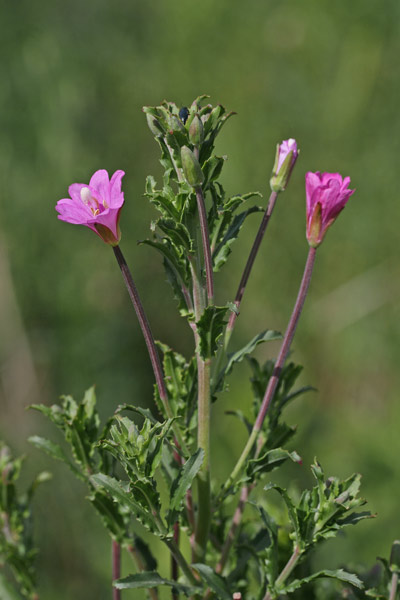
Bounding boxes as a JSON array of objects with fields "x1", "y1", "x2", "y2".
[
  {"x1": 270, "y1": 138, "x2": 298, "y2": 192},
  {"x1": 305, "y1": 171, "x2": 355, "y2": 247},
  {"x1": 56, "y1": 169, "x2": 125, "y2": 245}
]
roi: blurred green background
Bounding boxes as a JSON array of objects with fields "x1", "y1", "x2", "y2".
[{"x1": 1, "y1": 0, "x2": 400, "y2": 597}]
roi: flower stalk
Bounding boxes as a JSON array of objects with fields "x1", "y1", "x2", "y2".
[
  {"x1": 221, "y1": 246, "x2": 317, "y2": 496},
  {"x1": 112, "y1": 245, "x2": 189, "y2": 457},
  {"x1": 224, "y1": 189, "x2": 279, "y2": 349}
]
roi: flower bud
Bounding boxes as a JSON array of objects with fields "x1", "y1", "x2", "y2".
[
  {"x1": 168, "y1": 115, "x2": 186, "y2": 133},
  {"x1": 270, "y1": 138, "x2": 298, "y2": 192},
  {"x1": 189, "y1": 115, "x2": 204, "y2": 146},
  {"x1": 181, "y1": 146, "x2": 204, "y2": 187},
  {"x1": 146, "y1": 113, "x2": 164, "y2": 137}
]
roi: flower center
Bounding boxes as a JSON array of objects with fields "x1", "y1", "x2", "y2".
[{"x1": 80, "y1": 187, "x2": 108, "y2": 216}]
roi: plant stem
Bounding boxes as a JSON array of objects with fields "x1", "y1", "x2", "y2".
[
  {"x1": 112, "y1": 540, "x2": 121, "y2": 600},
  {"x1": 165, "y1": 539, "x2": 198, "y2": 587},
  {"x1": 193, "y1": 357, "x2": 211, "y2": 561},
  {"x1": 264, "y1": 546, "x2": 301, "y2": 600},
  {"x1": 222, "y1": 246, "x2": 317, "y2": 495},
  {"x1": 254, "y1": 246, "x2": 316, "y2": 430},
  {"x1": 195, "y1": 186, "x2": 214, "y2": 305},
  {"x1": 224, "y1": 190, "x2": 278, "y2": 349},
  {"x1": 188, "y1": 190, "x2": 213, "y2": 561},
  {"x1": 390, "y1": 572, "x2": 399, "y2": 600},
  {"x1": 112, "y1": 245, "x2": 189, "y2": 456}
]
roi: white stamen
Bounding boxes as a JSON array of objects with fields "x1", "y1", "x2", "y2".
[{"x1": 80, "y1": 187, "x2": 92, "y2": 205}]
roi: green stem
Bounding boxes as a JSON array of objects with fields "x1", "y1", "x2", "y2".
[
  {"x1": 112, "y1": 245, "x2": 189, "y2": 457},
  {"x1": 193, "y1": 357, "x2": 211, "y2": 561},
  {"x1": 264, "y1": 546, "x2": 301, "y2": 600},
  {"x1": 188, "y1": 188, "x2": 213, "y2": 561},
  {"x1": 165, "y1": 539, "x2": 198, "y2": 587}
]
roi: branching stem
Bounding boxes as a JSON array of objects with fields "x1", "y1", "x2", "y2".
[{"x1": 264, "y1": 545, "x2": 301, "y2": 600}]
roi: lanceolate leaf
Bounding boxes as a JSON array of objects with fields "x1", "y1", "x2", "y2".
[
  {"x1": 140, "y1": 239, "x2": 189, "y2": 285},
  {"x1": 88, "y1": 491, "x2": 129, "y2": 543},
  {"x1": 264, "y1": 483, "x2": 302, "y2": 547},
  {"x1": 192, "y1": 564, "x2": 232, "y2": 600},
  {"x1": 214, "y1": 330, "x2": 282, "y2": 393},
  {"x1": 196, "y1": 306, "x2": 228, "y2": 359},
  {"x1": 167, "y1": 449, "x2": 204, "y2": 526},
  {"x1": 90, "y1": 474, "x2": 164, "y2": 537},
  {"x1": 246, "y1": 448, "x2": 302, "y2": 480},
  {"x1": 212, "y1": 205, "x2": 264, "y2": 271},
  {"x1": 28, "y1": 436, "x2": 84, "y2": 481},
  {"x1": 114, "y1": 572, "x2": 200, "y2": 596},
  {"x1": 281, "y1": 568, "x2": 363, "y2": 594}
]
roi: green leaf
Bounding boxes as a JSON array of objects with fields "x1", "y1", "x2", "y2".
[
  {"x1": 196, "y1": 306, "x2": 228, "y2": 359},
  {"x1": 282, "y1": 568, "x2": 363, "y2": 594},
  {"x1": 140, "y1": 239, "x2": 189, "y2": 285},
  {"x1": 114, "y1": 404, "x2": 158, "y2": 425},
  {"x1": 114, "y1": 572, "x2": 200, "y2": 596},
  {"x1": 214, "y1": 330, "x2": 281, "y2": 393},
  {"x1": 212, "y1": 205, "x2": 264, "y2": 271},
  {"x1": 167, "y1": 449, "x2": 204, "y2": 526},
  {"x1": 192, "y1": 564, "x2": 232, "y2": 600},
  {"x1": 28, "y1": 436, "x2": 84, "y2": 481},
  {"x1": 90, "y1": 474, "x2": 165, "y2": 537},
  {"x1": 157, "y1": 218, "x2": 193, "y2": 253},
  {"x1": 246, "y1": 448, "x2": 302, "y2": 479},
  {"x1": 88, "y1": 491, "x2": 129, "y2": 543},
  {"x1": 264, "y1": 483, "x2": 302, "y2": 547}
]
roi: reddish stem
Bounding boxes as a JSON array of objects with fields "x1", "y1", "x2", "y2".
[
  {"x1": 112, "y1": 540, "x2": 121, "y2": 600},
  {"x1": 226, "y1": 191, "x2": 278, "y2": 339}
]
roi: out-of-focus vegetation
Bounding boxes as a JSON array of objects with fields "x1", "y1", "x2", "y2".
[{"x1": 1, "y1": 0, "x2": 400, "y2": 597}]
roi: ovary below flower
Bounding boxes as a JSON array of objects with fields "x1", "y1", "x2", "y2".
[{"x1": 55, "y1": 169, "x2": 125, "y2": 245}]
